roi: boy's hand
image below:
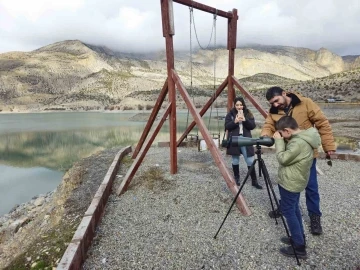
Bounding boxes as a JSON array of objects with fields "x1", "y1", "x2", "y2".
[{"x1": 273, "y1": 131, "x2": 282, "y2": 139}]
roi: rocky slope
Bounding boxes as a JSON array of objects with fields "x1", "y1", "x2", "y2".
[
  {"x1": 0, "y1": 147, "x2": 123, "y2": 269},
  {"x1": 0, "y1": 40, "x2": 360, "y2": 112}
]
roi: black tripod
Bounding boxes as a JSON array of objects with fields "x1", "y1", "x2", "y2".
[{"x1": 214, "y1": 143, "x2": 301, "y2": 266}]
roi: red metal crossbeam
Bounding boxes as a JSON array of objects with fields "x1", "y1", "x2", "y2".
[{"x1": 173, "y1": 0, "x2": 234, "y2": 19}]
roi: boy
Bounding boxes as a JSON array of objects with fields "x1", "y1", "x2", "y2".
[{"x1": 273, "y1": 116, "x2": 321, "y2": 258}]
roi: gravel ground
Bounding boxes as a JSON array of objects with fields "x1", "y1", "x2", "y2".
[{"x1": 83, "y1": 147, "x2": 360, "y2": 270}]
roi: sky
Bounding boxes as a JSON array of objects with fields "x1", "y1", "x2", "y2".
[{"x1": 1, "y1": 0, "x2": 360, "y2": 56}]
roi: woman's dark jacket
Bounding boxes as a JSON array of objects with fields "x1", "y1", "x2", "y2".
[{"x1": 225, "y1": 108, "x2": 256, "y2": 157}]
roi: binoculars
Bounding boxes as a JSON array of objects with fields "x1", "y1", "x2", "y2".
[{"x1": 231, "y1": 136, "x2": 274, "y2": 147}]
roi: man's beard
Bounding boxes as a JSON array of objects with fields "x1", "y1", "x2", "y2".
[{"x1": 278, "y1": 97, "x2": 287, "y2": 109}]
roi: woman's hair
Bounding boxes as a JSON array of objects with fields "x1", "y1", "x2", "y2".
[{"x1": 233, "y1": 96, "x2": 252, "y2": 117}]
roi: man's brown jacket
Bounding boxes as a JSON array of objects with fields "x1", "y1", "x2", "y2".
[{"x1": 261, "y1": 92, "x2": 336, "y2": 157}]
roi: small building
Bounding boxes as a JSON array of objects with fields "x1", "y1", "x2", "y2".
[{"x1": 326, "y1": 98, "x2": 336, "y2": 103}]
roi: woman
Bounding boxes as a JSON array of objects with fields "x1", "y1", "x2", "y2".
[{"x1": 225, "y1": 96, "x2": 262, "y2": 189}]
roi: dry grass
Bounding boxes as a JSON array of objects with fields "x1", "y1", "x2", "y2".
[{"x1": 130, "y1": 166, "x2": 172, "y2": 192}]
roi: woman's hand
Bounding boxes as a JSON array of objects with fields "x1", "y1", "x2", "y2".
[
  {"x1": 234, "y1": 114, "x2": 244, "y2": 123},
  {"x1": 235, "y1": 111, "x2": 245, "y2": 123}
]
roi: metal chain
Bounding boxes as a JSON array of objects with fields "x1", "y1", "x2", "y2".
[
  {"x1": 186, "y1": 7, "x2": 198, "y2": 137},
  {"x1": 191, "y1": 8, "x2": 216, "y2": 50},
  {"x1": 213, "y1": 11, "x2": 220, "y2": 137},
  {"x1": 207, "y1": 12, "x2": 218, "y2": 133},
  {"x1": 188, "y1": 6, "x2": 220, "y2": 138}
]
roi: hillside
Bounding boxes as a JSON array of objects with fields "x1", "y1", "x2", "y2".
[
  {"x1": 0, "y1": 40, "x2": 360, "y2": 112},
  {"x1": 247, "y1": 69, "x2": 360, "y2": 104},
  {"x1": 286, "y1": 68, "x2": 360, "y2": 102}
]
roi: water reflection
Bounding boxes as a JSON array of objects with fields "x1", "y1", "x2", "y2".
[
  {"x1": 0, "y1": 111, "x2": 226, "y2": 171},
  {"x1": 0, "y1": 128, "x2": 143, "y2": 171},
  {"x1": 0, "y1": 165, "x2": 63, "y2": 215}
]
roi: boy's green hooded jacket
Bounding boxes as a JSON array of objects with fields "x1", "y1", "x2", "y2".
[{"x1": 275, "y1": 127, "x2": 321, "y2": 192}]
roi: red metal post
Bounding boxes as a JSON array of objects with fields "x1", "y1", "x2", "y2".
[
  {"x1": 132, "y1": 80, "x2": 168, "y2": 159},
  {"x1": 227, "y1": 9, "x2": 238, "y2": 111},
  {"x1": 161, "y1": 0, "x2": 177, "y2": 174},
  {"x1": 172, "y1": 69, "x2": 251, "y2": 216}
]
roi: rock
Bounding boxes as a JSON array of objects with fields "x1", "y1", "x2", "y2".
[
  {"x1": 8, "y1": 204, "x2": 19, "y2": 213},
  {"x1": 34, "y1": 197, "x2": 45, "y2": 207},
  {"x1": 9, "y1": 217, "x2": 30, "y2": 234},
  {"x1": 26, "y1": 204, "x2": 36, "y2": 211},
  {"x1": 315, "y1": 47, "x2": 345, "y2": 73}
]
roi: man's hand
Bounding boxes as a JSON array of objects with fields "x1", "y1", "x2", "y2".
[
  {"x1": 273, "y1": 131, "x2": 282, "y2": 139},
  {"x1": 325, "y1": 151, "x2": 335, "y2": 167}
]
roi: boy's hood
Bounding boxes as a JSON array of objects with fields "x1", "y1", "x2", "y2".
[{"x1": 294, "y1": 127, "x2": 321, "y2": 149}]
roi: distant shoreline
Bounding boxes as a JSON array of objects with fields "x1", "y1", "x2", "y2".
[{"x1": 0, "y1": 102, "x2": 359, "y2": 114}]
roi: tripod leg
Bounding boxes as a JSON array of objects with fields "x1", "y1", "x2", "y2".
[
  {"x1": 258, "y1": 157, "x2": 262, "y2": 178},
  {"x1": 214, "y1": 160, "x2": 257, "y2": 239},
  {"x1": 259, "y1": 158, "x2": 301, "y2": 266},
  {"x1": 259, "y1": 160, "x2": 278, "y2": 223}
]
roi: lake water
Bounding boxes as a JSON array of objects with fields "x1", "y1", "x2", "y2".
[
  {"x1": 0, "y1": 106, "x2": 358, "y2": 216},
  {"x1": 0, "y1": 165, "x2": 63, "y2": 216},
  {"x1": 0, "y1": 110, "x2": 225, "y2": 215}
]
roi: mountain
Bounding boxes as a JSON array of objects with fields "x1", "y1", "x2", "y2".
[
  {"x1": 342, "y1": 54, "x2": 360, "y2": 70},
  {"x1": 0, "y1": 40, "x2": 359, "y2": 112}
]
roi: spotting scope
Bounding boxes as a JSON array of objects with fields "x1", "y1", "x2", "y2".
[{"x1": 231, "y1": 136, "x2": 274, "y2": 147}]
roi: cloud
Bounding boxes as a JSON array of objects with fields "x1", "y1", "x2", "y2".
[
  {"x1": 0, "y1": 0, "x2": 84, "y2": 21},
  {"x1": 0, "y1": 0, "x2": 359, "y2": 55}
]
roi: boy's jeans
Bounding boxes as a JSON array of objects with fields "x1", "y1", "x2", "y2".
[
  {"x1": 306, "y1": 159, "x2": 322, "y2": 217},
  {"x1": 279, "y1": 185, "x2": 305, "y2": 246}
]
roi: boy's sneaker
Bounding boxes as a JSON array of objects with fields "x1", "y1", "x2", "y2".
[
  {"x1": 280, "y1": 245, "x2": 307, "y2": 259},
  {"x1": 310, "y1": 214, "x2": 323, "y2": 235},
  {"x1": 268, "y1": 208, "x2": 282, "y2": 218},
  {"x1": 280, "y1": 235, "x2": 306, "y2": 247}
]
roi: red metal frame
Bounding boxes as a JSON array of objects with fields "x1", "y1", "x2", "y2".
[
  {"x1": 172, "y1": 69, "x2": 250, "y2": 215},
  {"x1": 176, "y1": 77, "x2": 228, "y2": 146},
  {"x1": 116, "y1": 103, "x2": 172, "y2": 195},
  {"x1": 132, "y1": 79, "x2": 169, "y2": 158},
  {"x1": 118, "y1": 0, "x2": 268, "y2": 216}
]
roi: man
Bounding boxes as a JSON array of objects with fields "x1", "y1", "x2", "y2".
[{"x1": 261, "y1": 86, "x2": 336, "y2": 235}]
